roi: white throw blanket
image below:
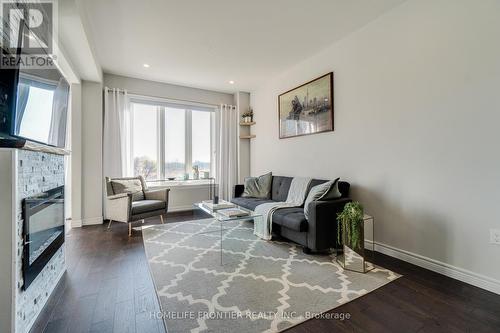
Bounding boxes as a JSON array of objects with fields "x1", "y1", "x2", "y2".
[{"x1": 253, "y1": 177, "x2": 312, "y2": 240}]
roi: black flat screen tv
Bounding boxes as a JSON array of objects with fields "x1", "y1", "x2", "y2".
[
  {"x1": 14, "y1": 67, "x2": 70, "y2": 148},
  {"x1": 0, "y1": 24, "x2": 70, "y2": 148}
]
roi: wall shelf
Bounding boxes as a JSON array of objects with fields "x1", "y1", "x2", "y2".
[
  {"x1": 239, "y1": 135, "x2": 256, "y2": 139},
  {"x1": 239, "y1": 122, "x2": 256, "y2": 126}
]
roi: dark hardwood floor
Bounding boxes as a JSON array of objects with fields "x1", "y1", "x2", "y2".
[{"x1": 33, "y1": 211, "x2": 500, "y2": 333}]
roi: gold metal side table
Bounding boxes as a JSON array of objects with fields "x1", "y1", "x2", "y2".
[{"x1": 336, "y1": 214, "x2": 374, "y2": 273}]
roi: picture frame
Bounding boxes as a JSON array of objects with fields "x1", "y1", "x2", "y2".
[{"x1": 278, "y1": 72, "x2": 334, "y2": 139}]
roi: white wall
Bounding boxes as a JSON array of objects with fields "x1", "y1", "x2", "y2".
[
  {"x1": 81, "y1": 81, "x2": 104, "y2": 225},
  {"x1": 251, "y1": 0, "x2": 500, "y2": 292},
  {"x1": 69, "y1": 83, "x2": 82, "y2": 227},
  {"x1": 0, "y1": 151, "x2": 14, "y2": 333},
  {"x1": 103, "y1": 73, "x2": 234, "y2": 105},
  {"x1": 236, "y1": 91, "x2": 251, "y2": 182},
  {"x1": 149, "y1": 183, "x2": 212, "y2": 212}
]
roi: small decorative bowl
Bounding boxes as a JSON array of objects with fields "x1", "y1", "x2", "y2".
[{"x1": 167, "y1": 177, "x2": 176, "y2": 181}]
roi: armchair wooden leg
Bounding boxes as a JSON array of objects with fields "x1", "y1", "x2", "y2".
[
  {"x1": 128, "y1": 223, "x2": 132, "y2": 237},
  {"x1": 160, "y1": 215, "x2": 164, "y2": 224},
  {"x1": 107, "y1": 220, "x2": 113, "y2": 229}
]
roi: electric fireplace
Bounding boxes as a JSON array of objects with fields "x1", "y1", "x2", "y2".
[{"x1": 22, "y1": 186, "x2": 65, "y2": 290}]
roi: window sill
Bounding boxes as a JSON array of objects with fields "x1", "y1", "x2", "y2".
[{"x1": 147, "y1": 179, "x2": 214, "y2": 189}]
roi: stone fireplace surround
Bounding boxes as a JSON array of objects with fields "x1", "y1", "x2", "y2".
[{"x1": 0, "y1": 148, "x2": 66, "y2": 333}]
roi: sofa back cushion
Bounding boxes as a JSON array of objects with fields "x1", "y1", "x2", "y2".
[
  {"x1": 338, "y1": 181, "x2": 350, "y2": 198},
  {"x1": 271, "y1": 176, "x2": 350, "y2": 202},
  {"x1": 271, "y1": 176, "x2": 293, "y2": 201}
]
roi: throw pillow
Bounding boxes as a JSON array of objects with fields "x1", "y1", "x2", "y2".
[
  {"x1": 242, "y1": 172, "x2": 272, "y2": 199},
  {"x1": 304, "y1": 178, "x2": 341, "y2": 220},
  {"x1": 318, "y1": 178, "x2": 342, "y2": 200},
  {"x1": 111, "y1": 179, "x2": 145, "y2": 201}
]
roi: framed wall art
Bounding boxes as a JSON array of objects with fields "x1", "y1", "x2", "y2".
[{"x1": 278, "y1": 72, "x2": 333, "y2": 139}]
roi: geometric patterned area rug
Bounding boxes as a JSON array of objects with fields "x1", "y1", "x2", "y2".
[{"x1": 143, "y1": 219, "x2": 400, "y2": 333}]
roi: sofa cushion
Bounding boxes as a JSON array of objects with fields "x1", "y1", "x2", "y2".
[
  {"x1": 242, "y1": 172, "x2": 272, "y2": 199},
  {"x1": 111, "y1": 179, "x2": 145, "y2": 201},
  {"x1": 307, "y1": 179, "x2": 328, "y2": 194},
  {"x1": 307, "y1": 179, "x2": 350, "y2": 199},
  {"x1": 319, "y1": 178, "x2": 342, "y2": 200},
  {"x1": 231, "y1": 197, "x2": 275, "y2": 211},
  {"x1": 272, "y1": 208, "x2": 308, "y2": 232},
  {"x1": 271, "y1": 176, "x2": 293, "y2": 201},
  {"x1": 338, "y1": 181, "x2": 350, "y2": 198},
  {"x1": 132, "y1": 200, "x2": 166, "y2": 215},
  {"x1": 273, "y1": 177, "x2": 333, "y2": 203},
  {"x1": 304, "y1": 178, "x2": 341, "y2": 220}
]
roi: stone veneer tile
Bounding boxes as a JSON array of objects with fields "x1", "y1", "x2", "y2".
[{"x1": 15, "y1": 150, "x2": 66, "y2": 333}]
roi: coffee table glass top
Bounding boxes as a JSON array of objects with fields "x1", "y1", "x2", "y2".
[{"x1": 194, "y1": 201, "x2": 262, "y2": 222}]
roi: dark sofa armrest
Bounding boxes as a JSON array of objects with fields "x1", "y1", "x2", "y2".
[
  {"x1": 234, "y1": 184, "x2": 245, "y2": 198},
  {"x1": 306, "y1": 198, "x2": 352, "y2": 252}
]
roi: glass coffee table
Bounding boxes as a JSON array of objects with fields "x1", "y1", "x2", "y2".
[{"x1": 193, "y1": 201, "x2": 262, "y2": 264}]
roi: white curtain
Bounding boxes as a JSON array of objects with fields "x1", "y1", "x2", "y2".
[
  {"x1": 48, "y1": 78, "x2": 70, "y2": 147},
  {"x1": 216, "y1": 104, "x2": 239, "y2": 200},
  {"x1": 15, "y1": 83, "x2": 30, "y2": 133},
  {"x1": 103, "y1": 87, "x2": 131, "y2": 178}
]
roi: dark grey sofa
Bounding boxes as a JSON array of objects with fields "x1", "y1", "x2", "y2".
[{"x1": 231, "y1": 176, "x2": 351, "y2": 253}]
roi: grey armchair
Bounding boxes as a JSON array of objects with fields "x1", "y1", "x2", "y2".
[{"x1": 105, "y1": 176, "x2": 170, "y2": 236}]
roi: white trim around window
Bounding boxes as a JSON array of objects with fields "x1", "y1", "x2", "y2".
[{"x1": 128, "y1": 94, "x2": 218, "y2": 112}]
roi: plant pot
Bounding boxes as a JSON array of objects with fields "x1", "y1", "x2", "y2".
[{"x1": 336, "y1": 215, "x2": 374, "y2": 273}]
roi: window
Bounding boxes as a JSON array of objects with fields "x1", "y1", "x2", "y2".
[
  {"x1": 130, "y1": 99, "x2": 215, "y2": 181},
  {"x1": 131, "y1": 103, "x2": 159, "y2": 180},
  {"x1": 192, "y1": 110, "x2": 212, "y2": 174},
  {"x1": 165, "y1": 107, "x2": 185, "y2": 178}
]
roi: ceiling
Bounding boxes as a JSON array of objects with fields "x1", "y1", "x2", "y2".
[
  {"x1": 79, "y1": 0, "x2": 405, "y2": 92},
  {"x1": 59, "y1": 0, "x2": 102, "y2": 82}
]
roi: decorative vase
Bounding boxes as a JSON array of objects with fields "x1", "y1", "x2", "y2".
[{"x1": 192, "y1": 166, "x2": 199, "y2": 180}]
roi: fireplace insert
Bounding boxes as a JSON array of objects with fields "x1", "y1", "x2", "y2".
[{"x1": 22, "y1": 186, "x2": 65, "y2": 290}]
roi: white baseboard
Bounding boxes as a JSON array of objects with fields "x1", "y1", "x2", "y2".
[
  {"x1": 82, "y1": 216, "x2": 103, "y2": 226},
  {"x1": 366, "y1": 240, "x2": 500, "y2": 295},
  {"x1": 71, "y1": 217, "x2": 103, "y2": 227},
  {"x1": 65, "y1": 219, "x2": 72, "y2": 232},
  {"x1": 71, "y1": 219, "x2": 82, "y2": 228}
]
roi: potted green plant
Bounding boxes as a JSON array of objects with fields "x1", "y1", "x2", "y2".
[
  {"x1": 241, "y1": 108, "x2": 254, "y2": 123},
  {"x1": 337, "y1": 201, "x2": 364, "y2": 253},
  {"x1": 241, "y1": 112, "x2": 249, "y2": 122}
]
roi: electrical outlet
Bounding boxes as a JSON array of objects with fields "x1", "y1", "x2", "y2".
[{"x1": 490, "y1": 229, "x2": 500, "y2": 245}]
